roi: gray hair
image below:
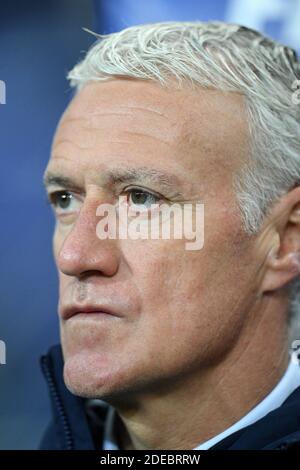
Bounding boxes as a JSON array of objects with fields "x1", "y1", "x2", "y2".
[{"x1": 67, "y1": 21, "x2": 300, "y2": 340}]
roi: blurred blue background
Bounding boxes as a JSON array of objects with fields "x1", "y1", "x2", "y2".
[{"x1": 0, "y1": 0, "x2": 299, "y2": 450}]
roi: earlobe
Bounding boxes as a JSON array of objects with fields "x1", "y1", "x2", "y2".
[{"x1": 261, "y1": 251, "x2": 300, "y2": 293}]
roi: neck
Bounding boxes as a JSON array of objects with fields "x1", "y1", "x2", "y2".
[{"x1": 111, "y1": 297, "x2": 290, "y2": 450}]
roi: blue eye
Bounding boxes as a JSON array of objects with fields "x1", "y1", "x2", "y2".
[
  {"x1": 51, "y1": 191, "x2": 73, "y2": 209},
  {"x1": 127, "y1": 189, "x2": 160, "y2": 209},
  {"x1": 48, "y1": 191, "x2": 81, "y2": 216},
  {"x1": 49, "y1": 191, "x2": 73, "y2": 210}
]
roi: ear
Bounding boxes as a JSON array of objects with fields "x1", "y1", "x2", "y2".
[{"x1": 261, "y1": 191, "x2": 300, "y2": 293}]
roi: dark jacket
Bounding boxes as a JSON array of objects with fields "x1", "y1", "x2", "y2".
[{"x1": 39, "y1": 344, "x2": 300, "y2": 450}]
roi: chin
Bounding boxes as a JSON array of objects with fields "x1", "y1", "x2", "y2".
[
  {"x1": 62, "y1": 350, "x2": 118, "y2": 398},
  {"x1": 62, "y1": 349, "x2": 144, "y2": 403}
]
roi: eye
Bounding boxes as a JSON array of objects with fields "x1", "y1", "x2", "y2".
[
  {"x1": 125, "y1": 188, "x2": 161, "y2": 210},
  {"x1": 48, "y1": 190, "x2": 81, "y2": 216}
]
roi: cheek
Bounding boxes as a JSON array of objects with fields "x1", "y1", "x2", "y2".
[
  {"x1": 53, "y1": 226, "x2": 62, "y2": 261},
  {"x1": 127, "y1": 240, "x2": 208, "y2": 319},
  {"x1": 126, "y1": 218, "x2": 251, "y2": 331},
  {"x1": 53, "y1": 221, "x2": 72, "y2": 252}
]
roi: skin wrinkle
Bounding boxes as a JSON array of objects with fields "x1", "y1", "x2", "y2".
[
  {"x1": 87, "y1": 107, "x2": 171, "y2": 121},
  {"x1": 44, "y1": 78, "x2": 300, "y2": 450},
  {"x1": 116, "y1": 104, "x2": 171, "y2": 119},
  {"x1": 53, "y1": 137, "x2": 172, "y2": 151},
  {"x1": 118, "y1": 130, "x2": 173, "y2": 147},
  {"x1": 87, "y1": 119, "x2": 176, "y2": 146}
]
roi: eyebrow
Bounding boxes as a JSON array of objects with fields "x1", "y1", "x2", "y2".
[
  {"x1": 43, "y1": 167, "x2": 184, "y2": 197},
  {"x1": 44, "y1": 174, "x2": 77, "y2": 189},
  {"x1": 104, "y1": 167, "x2": 182, "y2": 193}
]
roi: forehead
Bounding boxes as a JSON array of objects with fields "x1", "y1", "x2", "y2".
[
  {"x1": 62, "y1": 78, "x2": 189, "y2": 124},
  {"x1": 49, "y1": 78, "x2": 248, "y2": 182},
  {"x1": 54, "y1": 79, "x2": 193, "y2": 149}
]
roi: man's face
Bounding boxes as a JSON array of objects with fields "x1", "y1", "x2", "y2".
[{"x1": 45, "y1": 79, "x2": 261, "y2": 401}]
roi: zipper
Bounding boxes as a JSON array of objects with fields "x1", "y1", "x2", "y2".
[{"x1": 41, "y1": 354, "x2": 74, "y2": 450}]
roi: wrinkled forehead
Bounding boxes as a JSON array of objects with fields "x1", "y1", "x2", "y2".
[
  {"x1": 59, "y1": 79, "x2": 184, "y2": 131},
  {"x1": 54, "y1": 78, "x2": 247, "y2": 144},
  {"x1": 50, "y1": 78, "x2": 248, "y2": 183}
]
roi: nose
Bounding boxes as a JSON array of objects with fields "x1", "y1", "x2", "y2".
[{"x1": 56, "y1": 198, "x2": 120, "y2": 278}]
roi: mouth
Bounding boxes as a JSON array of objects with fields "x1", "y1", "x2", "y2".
[{"x1": 61, "y1": 305, "x2": 122, "y2": 321}]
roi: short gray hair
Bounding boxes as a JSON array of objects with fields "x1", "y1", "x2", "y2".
[{"x1": 67, "y1": 21, "x2": 300, "y2": 340}]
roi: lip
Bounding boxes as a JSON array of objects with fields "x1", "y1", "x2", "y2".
[{"x1": 61, "y1": 304, "x2": 123, "y2": 321}]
